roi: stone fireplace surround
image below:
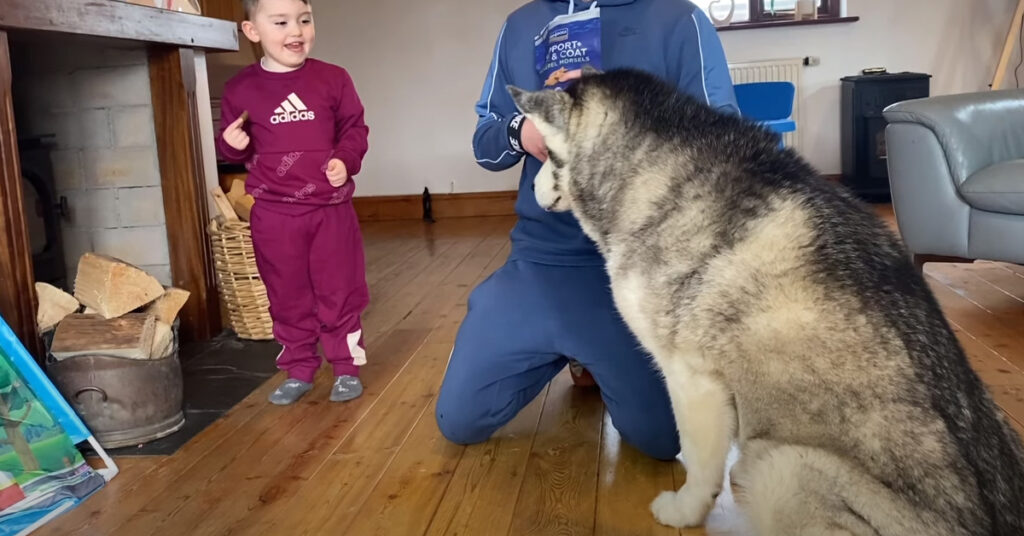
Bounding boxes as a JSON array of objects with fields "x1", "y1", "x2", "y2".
[
  {"x1": 14, "y1": 43, "x2": 174, "y2": 288},
  {"x1": 0, "y1": 0, "x2": 237, "y2": 356}
]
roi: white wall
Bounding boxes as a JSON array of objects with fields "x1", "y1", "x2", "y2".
[
  {"x1": 718, "y1": 0, "x2": 1017, "y2": 175},
  {"x1": 213, "y1": 0, "x2": 1021, "y2": 195},
  {"x1": 309, "y1": 0, "x2": 526, "y2": 196}
]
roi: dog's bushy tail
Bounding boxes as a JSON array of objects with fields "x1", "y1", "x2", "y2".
[
  {"x1": 733, "y1": 440, "x2": 954, "y2": 536},
  {"x1": 955, "y1": 374, "x2": 1024, "y2": 535},
  {"x1": 806, "y1": 190, "x2": 1024, "y2": 535}
]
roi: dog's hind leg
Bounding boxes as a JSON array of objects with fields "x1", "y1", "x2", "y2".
[
  {"x1": 649, "y1": 357, "x2": 735, "y2": 528},
  {"x1": 730, "y1": 440, "x2": 938, "y2": 536}
]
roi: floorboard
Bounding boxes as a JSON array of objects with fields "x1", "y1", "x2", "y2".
[{"x1": 37, "y1": 209, "x2": 1024, "y2": 536}]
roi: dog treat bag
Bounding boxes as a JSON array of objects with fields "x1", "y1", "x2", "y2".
[{"x1": 535, "y1": 0, "x2": 602, "y2": 91}]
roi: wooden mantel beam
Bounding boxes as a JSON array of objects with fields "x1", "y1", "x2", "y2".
[
  {"x1": 0, "y1": 0, "x2": 238, "y2": 51},
  {"x1": 0, "y1": 31, "x2": 44, "y2": 358}
]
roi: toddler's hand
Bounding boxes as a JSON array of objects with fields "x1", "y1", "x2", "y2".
[
  {"x1": 222, "y1": 112, "x2": 250, "y2": 151},
  {"x1": 326, "y1": 158, "x2": 348, "y2": 187}
]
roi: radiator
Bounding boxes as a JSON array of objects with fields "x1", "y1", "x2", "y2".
[{"x1": 729, "y1": 57, "x2": 804, "y2": 150}]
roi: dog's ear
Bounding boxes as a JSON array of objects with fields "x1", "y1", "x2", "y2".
[
  {"x1": 507, "y1": 85, "x2": 573, "y2": 133},
  {"x1": 581, "y1": 64, "x2": 602, "y2": 77},
  {"x1": 506, "y1": 85, "x2": 530, "y2": 113}
]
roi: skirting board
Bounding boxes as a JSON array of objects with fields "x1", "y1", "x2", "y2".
[
  {"x1": 219, "y1": 173, "x2": 844, "y2": 223},
  {"x1": 219, "y1": 171, "x2": 517, "y2": 222},
  {"x1": 352, "y1": 174, "x2": 834, "y2": 221},
  {"x1": 353, "y1": 190, "x2": 518, "y2": 222}
]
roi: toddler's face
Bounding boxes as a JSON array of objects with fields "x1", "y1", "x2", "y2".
[{"x1": 243, "y1": 0, "x2": 315, "y2": 72}]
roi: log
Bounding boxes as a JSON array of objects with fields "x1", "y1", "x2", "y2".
[
  {"x1": 35, "y1": 282, "x2": 80, "y2": 333},
  {"x1": 150, "y1": 321, "x2": 174, "y2": 359},
  {"x1": 50, "y1": 313, "x2": 156, "y2": 361},
  {"x1": 73, "y1": 253, "x2": 165, "y2": 318},
  {"x1": 145, "y1": 287, "x2": 190, "y2": 324},
  {"x1": 210, "y1": 185, "x2": 239, "y2": 222},
  {"x1": 225, "y1": 178, "x2": 253, "y2": 221}
]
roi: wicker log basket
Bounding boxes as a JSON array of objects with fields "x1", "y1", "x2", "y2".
[{"x1": 207, "y1": 218, "x2": 274, "y2": 340}]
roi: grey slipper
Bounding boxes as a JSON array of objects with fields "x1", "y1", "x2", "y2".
[
  {"x1": 268, "y1": 378, "x2": 313, "y2": 405},
  {"x1": 330, "y1": 375, "x2": 363, "y2": 402}
]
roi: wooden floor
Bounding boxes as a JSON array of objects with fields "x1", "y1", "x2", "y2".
[{"x1": 39, "y1": 210, "x2": 1024, "y2": 536}]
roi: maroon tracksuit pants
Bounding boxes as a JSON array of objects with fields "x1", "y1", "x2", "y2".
[{"x1": 249, "y1": 202, "x2": 369, "y2": 382}]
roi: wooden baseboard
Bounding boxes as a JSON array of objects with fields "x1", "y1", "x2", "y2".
[
  {"x1": 353, "y1": 190, "x2": 518, "y2": 222},
  {"x1": 218, "y1": 172, "x2": 845, "y2": 223},
  {"x1": 359, "y1": 175, "x2": 843, "y2": 221},
  {"x1": 218, "y1": 171, "x2": 518, "y2": 222}
]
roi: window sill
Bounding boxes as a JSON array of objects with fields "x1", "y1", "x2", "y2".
[{"x1": 716, "y1": 16, "x2": 860, "y2": 32}]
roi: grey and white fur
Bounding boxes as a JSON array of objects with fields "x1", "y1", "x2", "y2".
[{"x1": 508, "y1": 68, "x2": 1024, "y2": 536}]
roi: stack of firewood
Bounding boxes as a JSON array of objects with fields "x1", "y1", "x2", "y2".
[
  {"x1": 36, "y1": 253, "x2": 190, "y2": 361},
  {"x1": 210, "y1": 179, "x2": 254, "y2": 222}
]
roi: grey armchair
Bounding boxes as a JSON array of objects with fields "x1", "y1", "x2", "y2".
[{"x1": 883, "y1": 88, "x2": 1024, "y2": 269}]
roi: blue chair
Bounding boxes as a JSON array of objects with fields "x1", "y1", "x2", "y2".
[{"x1": 733, "y1": 81, "x2": 796, "y2": 148}]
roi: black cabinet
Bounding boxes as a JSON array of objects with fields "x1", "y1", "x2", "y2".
[{"x1": 840, "y1": 72, "x2": 931, "y2": 200}]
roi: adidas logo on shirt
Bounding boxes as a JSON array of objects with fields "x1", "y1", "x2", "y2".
[{"x1": 271, "y1": 93, "x2": 316, "y2": 124}]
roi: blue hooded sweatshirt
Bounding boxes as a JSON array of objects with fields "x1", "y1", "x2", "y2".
[{"x1": 473, "y1": 0, "x2": 739, "y2": 266}]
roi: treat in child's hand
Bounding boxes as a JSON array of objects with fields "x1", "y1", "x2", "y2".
[{"x1": 240, "y1": 110, "x2": 249, "y2": 123}]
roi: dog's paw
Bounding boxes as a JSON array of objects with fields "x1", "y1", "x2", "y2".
[{"x1": 650, "y1": 486, "x2": 715, "y2": 528}]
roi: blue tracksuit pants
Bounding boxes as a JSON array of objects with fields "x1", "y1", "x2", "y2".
[{"x1": 435, "y1": 259, "x2": 680, "y2": 460}]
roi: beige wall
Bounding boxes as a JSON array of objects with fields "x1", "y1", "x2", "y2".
[
  {"x1": 307, "y1": 0, "x2": 527, "y2": 196},
  {"x1": 208, "y1": 0, "x2": 1022, "y2": 195},
  {"x1": 719, "y1": 0, "x2": 1016, "y2": 175}
]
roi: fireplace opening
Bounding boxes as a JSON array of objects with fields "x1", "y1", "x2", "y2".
[
  {"x1": 10, "y1": 35, "x2": 174, "y2": 293},
  {"x1": 19, "y1": 134, "x2": 68, "y2": 289}
]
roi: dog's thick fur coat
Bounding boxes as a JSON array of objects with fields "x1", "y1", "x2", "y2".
[{"x1": 509, "y1": 68, "x2": 1024, "y2": 535}]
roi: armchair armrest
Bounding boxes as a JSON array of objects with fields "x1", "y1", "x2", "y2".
[
  {"x1": 883, "y1": 89, "x2": 1024, "y2": 187},
  {"x1": 884, "y1": 122, "x2": 972, "y2": 259}
]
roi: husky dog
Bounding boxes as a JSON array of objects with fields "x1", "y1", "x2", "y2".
[{"x1": 507, "y1": 68, "x2": 1024, "y2": 536}]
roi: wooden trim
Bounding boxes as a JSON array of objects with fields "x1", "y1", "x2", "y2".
[
  {"x1": 219, "y1": 172, "x2": 518, "y2": 223},
  {"x1": 819, "y1": 0, "x2": 838, "y2": 17},
  {"x1": 913, "y1": 254, "x2": 975, "y2": 273},
  {"x1": 0, "y1": 0, "x2": 238, "y2": 51},
  {"x1": 150, "y1": 47, "x2": 221, "y2": 342},
  {"x1": 0, "y1": 31, "x2": 43, "y2": 358},
  {"x1": 718, "y1": 16, "x2": 859, "y2": 31},
  {"x1": 197, "y1": 0, "x2": 245, "y2": 22},
  {"x1": 751, "y1": 0, "x2": 837, "y2": 20},
  {"x1": 219, "y1": 173, "x2": 518, "y2": 222},
  {"x1": 354, "y1": 191, "x2": 518, "y2": 222}
]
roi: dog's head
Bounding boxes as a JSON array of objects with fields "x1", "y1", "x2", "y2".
[
  {"x1": 509, "y1": 68, "x2": 712, "y2": 229},
  {"x1": 507, "y1": 66, "x2": 606, "y2": 213}
]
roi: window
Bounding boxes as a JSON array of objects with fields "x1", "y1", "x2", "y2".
[
  {"x1": 693, "y1": 0, "x2": 847, "y2": 29},
  {"x1": 698, "y1": 0, "x2": 752, "y2": 23}
]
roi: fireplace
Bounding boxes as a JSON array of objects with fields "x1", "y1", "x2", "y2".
[
  {"x1": 18, "y1": 135, "x2": 67, "y2": 288},
  {"x1": 0, "y1": 0, "x2": 238, "y2": 357},
  {"x1": 11, "y1": 40, "x2": 176, "y2": 291}
]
